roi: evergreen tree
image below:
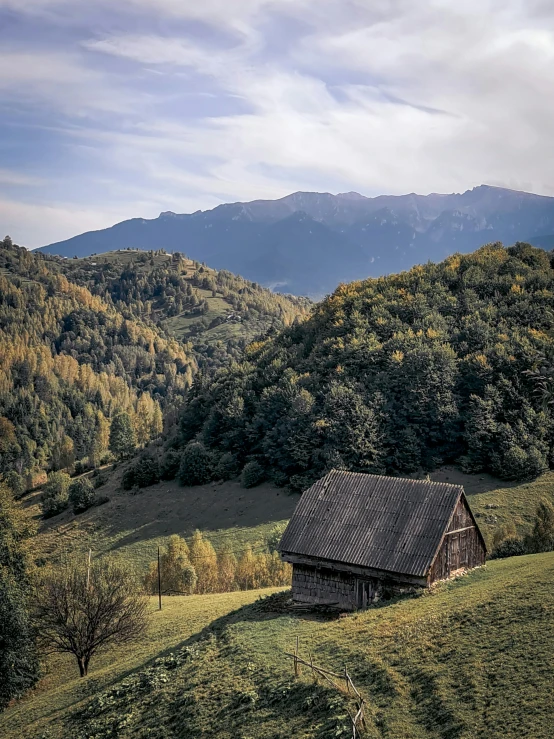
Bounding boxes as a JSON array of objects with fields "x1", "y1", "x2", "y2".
[
  {"x1": 109, "y1": 413, "x2": 137, "y2": 460},
  {"x1": 0, "y1": 484, "x2": 40, "y2": 708},
  {"x1": 68, "y1": 477, "x2": 96, "y2": 514},
  {"x1": 178, "y1": 442, "x2": 213, "y2": 486}
]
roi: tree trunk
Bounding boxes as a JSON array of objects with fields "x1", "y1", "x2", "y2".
[{"x1": 77, "y1": 656, "x2": 87, "y2": 677}]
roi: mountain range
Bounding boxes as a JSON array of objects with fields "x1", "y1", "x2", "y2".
[{"x1": 38, "y1": 185, "x2": 554, "y2": 296}]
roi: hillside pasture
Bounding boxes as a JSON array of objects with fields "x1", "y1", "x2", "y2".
[
  {"x1": 2, "y1": 554, "x2": 553, "y2": 738},
  {"x1": 25, "y1": 472, "x2": 298, "y2": 575}
]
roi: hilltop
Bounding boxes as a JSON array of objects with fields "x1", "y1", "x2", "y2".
[
  {"x1": 178, "y1": 241, "x2": 554, "y2": 488},
  {"x1": 2, "y1": 551, "x2": 552, "y2": 738},
  {"x1": 58, "y1": 249, "x2": 310, "y2": 369},
  {"x1": 38, "y1": 185, "x2": 554, "y2": 296}
]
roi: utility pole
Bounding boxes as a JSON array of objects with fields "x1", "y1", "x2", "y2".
[
  {"x1": 157, "y1": 546, "x2": 162, "y2": 611},
  {"x1": 86, "y1": 548, "x2": 92, "y2": 591}
]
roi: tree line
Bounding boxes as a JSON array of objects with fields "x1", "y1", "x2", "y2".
[{"x1": 144, "y1": 530, "x2": 291, "y2": 596}]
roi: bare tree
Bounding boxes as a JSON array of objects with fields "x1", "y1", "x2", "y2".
[{"x1": 34, "y1": 558, "x2": 147, "y2": 677}]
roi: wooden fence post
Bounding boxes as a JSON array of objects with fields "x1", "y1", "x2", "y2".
[{"x1": 157, "y1": 546, "x2": 162, "y2": 611}]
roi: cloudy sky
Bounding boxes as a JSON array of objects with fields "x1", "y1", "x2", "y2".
[{"x1": 2, "y1": 0, "x2": 554, "y2": 247}]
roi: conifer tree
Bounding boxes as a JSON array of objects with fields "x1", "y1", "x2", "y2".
[{"x1": 109, "y1": 412, "x2": 137, "y2": 460}]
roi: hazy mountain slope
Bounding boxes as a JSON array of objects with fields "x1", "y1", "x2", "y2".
[{"x1": 38, "y1": 185, "x2": 554, "y2": 295}]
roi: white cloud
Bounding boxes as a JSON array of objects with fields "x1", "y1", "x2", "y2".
[
  {"x1": 0, "y1": 198, "x2": 134, "y2": 248},
  {"x1": 3, "y1": 0, "x2": 554, "y2": 245}
]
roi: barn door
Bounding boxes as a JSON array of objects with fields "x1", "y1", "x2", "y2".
[
  {"x1": 460, "y1": 530, "x2": 468, "y2": 568},
  {"x1": 449, "y1": 533, "x2": 460, "y2": 571},
  {"x1": 356, "y1": 580, "x2": 373, "y2": 609}
]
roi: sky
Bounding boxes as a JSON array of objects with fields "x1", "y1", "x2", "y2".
[{"x1": 2, "y1": 0, "x2": 554, "y2": 248}]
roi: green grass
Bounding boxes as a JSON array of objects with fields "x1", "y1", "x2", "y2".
[
  {"x1": 3, "y1": 554, "x2": 553, "y2": 738},
  {"x1": 27, "y1": 472, "x2": 298, "y2": 576}
]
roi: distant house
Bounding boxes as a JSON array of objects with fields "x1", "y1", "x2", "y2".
[{"x1": 278, "y1": 470, "x2": 486, "y2": 610}]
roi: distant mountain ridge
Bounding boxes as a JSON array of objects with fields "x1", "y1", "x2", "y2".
[{"x1": 37, "y1": 185, "x2": 554, "y2": 296}]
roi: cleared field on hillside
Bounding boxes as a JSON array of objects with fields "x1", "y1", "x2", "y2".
[
  {"x1": 26, "y1": 465, "x2": 554, "y2": 577},
  {"x1": 3, "y1": 553, "x2": 553, "y2": 738},
  {"x1": 25, "y1": 471, "x2": 298, "y2": 576}
]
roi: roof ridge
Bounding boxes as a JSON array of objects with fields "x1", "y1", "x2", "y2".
[{"x1": 328, "y1": 469, "x2": 464, "y2": 490}]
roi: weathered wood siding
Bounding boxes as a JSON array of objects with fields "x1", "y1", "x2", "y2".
[
  {"x1": 292, "y1": 564, "x2": 358, "y2": 610},
  {"x1": 429, "y1": 496, "x2": 486, "y2": 583}
]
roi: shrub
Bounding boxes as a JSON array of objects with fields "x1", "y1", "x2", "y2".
[
  {"x1": 490, "y1": 536, "x2": 527, "y2": 559},
  {"x1": 122, "y1": 455, "x2": 160, "y2": 490},
  {"x1": 240, "y1": 461, "x2": 265, "y2": 489},
  {"x1": 215, "y1": 452, "x2": 240, "y2": 481},
  {"x1": 41, "y1": 471, "x2": 71, "y2": 518},
  {"x1": 159, "y1": 449, "x2": 181, "y2": 481},
  {"x1": 495, "y1": 444, "x2": 548, "y2": 481},
  {"x1": 178, "y1": 442, "x2": 213, "y2": 486},
  {"x1": 3, "y1": 470, "x2": 24, "y2": 498},
  {"x1": 68, "y1": 478, "x2": 96, "y2": 514}
]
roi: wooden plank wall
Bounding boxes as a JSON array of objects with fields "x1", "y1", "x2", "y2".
[
  {"x1": 292, "y1": 564, "x2": 358, "y2": 609},
  {"x1": 429, "y1": 497, "x2": 486, "y2": 583}
]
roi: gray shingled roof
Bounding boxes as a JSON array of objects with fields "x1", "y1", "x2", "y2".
[{"x1": 278, "y1": 470, "x2": 464, "y2": 578}]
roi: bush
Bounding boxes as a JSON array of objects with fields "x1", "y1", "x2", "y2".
[
  {"x1": 68, "y1": 478, "x2": 97, "y2": 514},
  {"x1": 495, "y1": 444, "x2": 548, "y2": 481},
  {"x1": 215, "y1": 452, "x2": 240, "y2": 481},
  {"x1": 490, "y1": 536, "x2": 527, "y2": 559},
  {"x1": 240, "y1": 461, "x2": 265, "y2": 489},
  {"x1": 178, "y1": 442, "x2": 213, "y2": 486},
  {"x1": 122, "y1": 455, "x2": 160, "y2": 490},
  {"x1": 159, "y1": 450, "x2": 181, "y2": 481},
  {"x1": 3, "y1": 471, "x2": 24, "y2": 498},
  {"x1": 41, "y1": 471, "x2": 71, "y2": 518}
]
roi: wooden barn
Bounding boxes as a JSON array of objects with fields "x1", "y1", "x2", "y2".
[{"x1": 278, "y1": 470, "x2": 486, "y2": 610}]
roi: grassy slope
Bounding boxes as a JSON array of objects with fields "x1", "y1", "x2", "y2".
[
  {"x1": 26, "y1": 465, "x2": 554, "y2": 580},
  {"x1": 25, "y1": 469, "x2": 298, "y2": 575},
  {"x1": 3, "y1": 553, "x2": 553, "y2": 739}
]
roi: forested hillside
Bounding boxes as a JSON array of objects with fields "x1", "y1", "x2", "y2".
[
  {"x1": 0, "y1": 240, "x2": 308, "y2": 483},
  {"x1": 0, "y1": 238, "x2": 196, "y2": 484},
  {"x1": 179, "y1": 242, "x2": 554, "y2": 489},
  {"x1": 58, "y1": 250, "x2": 310, "y2": 369}
]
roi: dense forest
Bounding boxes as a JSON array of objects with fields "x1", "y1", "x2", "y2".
[
  {"x1": 58, "y1": 250, "x2": 311, "y2": 370},
  {"x1": 177, "y1": 242, "x2": 554, "y2": 488},
  {"x1": 0, "y1": 239, "x2": 307, "y2": 484}
]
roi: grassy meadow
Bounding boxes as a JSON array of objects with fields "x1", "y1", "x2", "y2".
[
  {"x1": 8, "y1": 463, "x2": 553, "y2": 737},
  {"x1": 2, "y1": 553, "x2": 553, "y2": 738}
]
